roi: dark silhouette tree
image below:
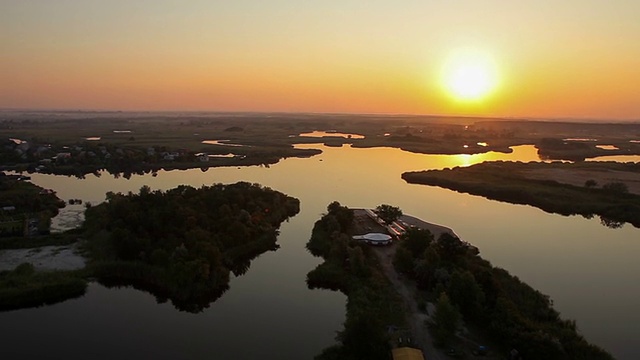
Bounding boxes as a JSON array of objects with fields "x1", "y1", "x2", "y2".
[
  {"x1": 448, "y1": 270, "x2": 485, "y2": 320},
  {"x1": 602, "y1": 181, "x2": 628, "y2": 194},
  {"x1": 431, "y1": 292, "x2": 461, "y2": 347},
  {"x1": 401, "y1": 227, "x2": 434, "y2": 257},
  {"x1": 584, "y1": 179, "x2": 597, "y2": 188},
  {"x1": 373, "y1": 204, "x2": 402, "y2": 225}
]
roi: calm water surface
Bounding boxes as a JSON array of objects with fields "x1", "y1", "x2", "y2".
[{"x1": 2, "y1": 145, "x2": 638, "y2": 360}]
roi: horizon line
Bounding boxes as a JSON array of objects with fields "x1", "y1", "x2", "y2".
[{"x1": 0, "y1": 107, "x2": 638, "y2": 123}]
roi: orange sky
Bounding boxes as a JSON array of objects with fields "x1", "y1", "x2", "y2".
[{"x1": 1, "y1": 1, "x2": 639, "y2": 120}]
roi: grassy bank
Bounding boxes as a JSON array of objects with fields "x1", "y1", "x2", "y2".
[
  {"x1": 402, "y1": 161, "x2": 640, "y2": 228},
  {"x1": 0, "y1": 263, "x2": 87, "y2": 311}
]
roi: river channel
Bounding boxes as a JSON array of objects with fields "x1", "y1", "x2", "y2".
[{"x1": 1, "y1": 144, "x2": 638, "y2": 360}]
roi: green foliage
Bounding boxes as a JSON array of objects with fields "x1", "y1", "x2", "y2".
[
  {"x1": 447, "y1": 270, "x2": 485, "y2": 320},
  {"x1": 430, "y1": 292, "x2": 461, "y2": 347},
  {"x1": 374, "y1": 204, "x2": 403, "y2": 225},
  {"x1": 413, "y1": 247, "x2": 440, "y2": 289},
  {"x1": 391, "y1": 216, "x2": 613, "y2": 359},
  {"x1": 0, "y1": 265, "x2": 87, "y2": 310},
  {"x1": 401, "y1": 227, "x2": 433, "y2": 257},
  {"x1": 347, "y1": 246, "x2": 370, "y2": 278},
  {"x1": 339, "y1": 314, "x2": 390, "y2": 360},
  {"x1": 584, "y1": 179, "x2": 597, "y2": 188},
  {"x1": 436, "y1": 232, "x2": 468, "y2": 262},
  {"x1": 327, "y1": 201, "x2": 355, "y2": 230},
  {"x1": 307, "y1": 202, "x2": 353, "y2": 258},
  {"x1": 0, "y1": 175, "x2": 65, "y2": 237},
  {"x1": 393, "y1": 246, "x2": 414, "y2": 275},
  {"x1": 602, "y1": 181, "x2": 628, "y2": 194},
  {"x1": 83, "y1": 181, "x2": 299, "y2": 312},
  {"x1": 14, "y1": 262, "x2": 35, "y2": 276}
]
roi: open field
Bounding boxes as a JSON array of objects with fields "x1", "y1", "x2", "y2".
[{"x1": 521, "y1": 164, "x2": 640, "y2": 195}]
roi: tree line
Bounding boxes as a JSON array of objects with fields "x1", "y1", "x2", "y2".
[{"x1": 393, "y1": 227, "x2": 614, "y2": 359}]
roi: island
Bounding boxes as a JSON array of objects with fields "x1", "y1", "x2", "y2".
[
  {"x1": 402, "y1": 161, "x2": 640, "y2": 228},
  {"x1": 0, "y1": 181, "x2": 300, "y2": 312},
  {"x1": 307, "y1": 202, "x2": 614, "y2": 360}
]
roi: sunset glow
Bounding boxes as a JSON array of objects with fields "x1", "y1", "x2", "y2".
[
  {"x1": 443, "y1": 49, "x2": 499, "y2": 102},
  {"x1": 1, "y1": 1, "x2": 639, "y2": 119}
]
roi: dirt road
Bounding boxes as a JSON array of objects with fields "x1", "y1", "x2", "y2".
[{"x1": 374, "y1": 244, "x2": 448, "y2": 360}]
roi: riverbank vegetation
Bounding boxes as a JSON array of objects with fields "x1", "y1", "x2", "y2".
[
  {"x1": 81, "y1": 182, "x2": 299, "y2": 312},
  {"x1": 306, "y1": 202, "x2": 405, "y2": 360},
  {"x1": 0, "y1": 173, "x2": 65, "y2": 237},
  {"x1": 0, "y1": 181, "x2": 299, "y2": 312},
  {"x1": 393, "y1": 227, "x2": 614, "y2": 359},
  {"x1": 403, "y1": 161, "x2": 640, "y2": 228},
  {"x1": 0, "y1": 263, "x2": 87, "y2": 311}
]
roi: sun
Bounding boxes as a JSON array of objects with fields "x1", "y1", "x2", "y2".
[{"x1": 442, "y1": 49, "x2": 499, "y2": 101}]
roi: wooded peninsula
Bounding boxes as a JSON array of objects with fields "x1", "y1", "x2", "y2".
[
  {"x1": 403, "y1": 161, "x2": 640, "y2": 228},
  {"x1": 307, "y1": 202, "x2": 614, "y2": 359}
]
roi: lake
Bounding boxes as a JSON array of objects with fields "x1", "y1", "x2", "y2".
[{"x1": 2, "y1": 145, "x2": 638, "y2": 360}]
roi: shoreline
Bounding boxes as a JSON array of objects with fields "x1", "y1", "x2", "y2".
[
  {"x1": 0, "y1": 244, "x2": 86, "y2": 272},
  {"x1": 402, "y1": 161, "x2": 640, "y2": 228}
]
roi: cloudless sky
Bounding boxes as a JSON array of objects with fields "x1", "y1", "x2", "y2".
[{"x1": 1, "y1": 1, "x2": 639, "y2": 119}]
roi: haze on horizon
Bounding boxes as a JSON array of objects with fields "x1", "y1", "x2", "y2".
[{"x1": 1, "y1": 1, "x2": 639, "y2": 120}]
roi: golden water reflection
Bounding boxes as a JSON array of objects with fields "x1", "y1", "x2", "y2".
[
  {"x1": 298, "y1": 131, "x2": 365, "y2": 139},
  {"x1": 294, "y1": 144, "x2": 544, "y2": 172},
  {"x1": 588, "y1": 155, "x2": 640, "y2": 163},
  {"x1": 11, "y1": 143, "x2": 639, "y2": 360}
]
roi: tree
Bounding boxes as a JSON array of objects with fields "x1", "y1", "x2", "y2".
[
  {"x1": 401, "y1": 227, "x2": 434, "y2": 257},
  {"x1": 436, "y1": 232, "x2": 467, "y2": 261},
  {"x1": 430, "y1": 292, "x2": 461, "y2": 347},
  {"x1": 584, "y1": 179, "x2": 598, "y2": 188},
  {"x1": 393, "y1": 246, "x2": 415, "y2": 275},
  {"x1": 599, "y1": 216, "x2": 625, "y2": 229},
  {"x1": 340, "y1": 315, "x2": 390, "y2": 360},
  {"x1": 374, "y1": 204, "x2": 402, "y2": 225},
  {"x1": 448, "y1": 270, "x2": 485, "y2": 320},
  {"x1": 414, "y1": 247, "x2": 441, "y2": 290},
  {"x1": 602, "y1": 181, "x2": 628, "y2": 194},
  {"x1": 139, "y1": 185, "x2": 152, "y2": 196},
  {"x1": 347, "y1": 246, "x2": 370, "y2": 278},
  {"x1": 327, "y1": 201, "x2": 354, "y2": 230}
]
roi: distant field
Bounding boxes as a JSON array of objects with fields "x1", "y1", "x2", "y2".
[
  {"x1": 520, "y1": 163, "x2": 640, "y2": 195},
  {"x1": 2, "y1": 111, "x2": 640, "y2": 161}
]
